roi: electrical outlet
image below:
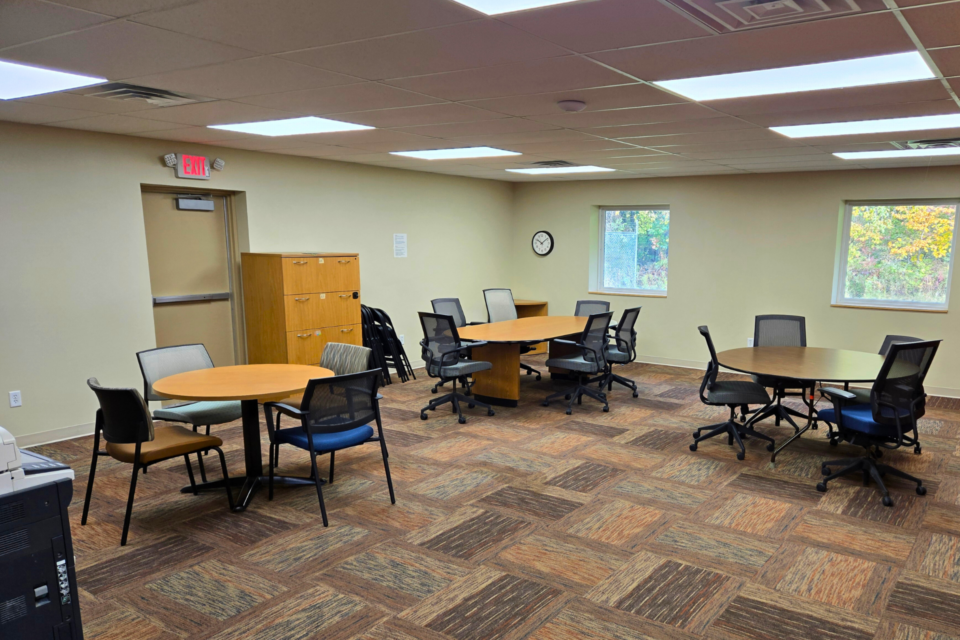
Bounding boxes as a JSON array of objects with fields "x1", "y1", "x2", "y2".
[
  {"x1": 747, "y1": 338, "x2": 754, "y2": 347},
  {"x1": 398, "y1": 335, "x2": 405, "y2": 345},
  {"x1": 9, "y1": 391, "x2": 22, "y2": 408}
]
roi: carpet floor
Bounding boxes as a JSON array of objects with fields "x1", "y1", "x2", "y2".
[{"x1": 37, "y1": 357, "x2": 960, "y2": 640}]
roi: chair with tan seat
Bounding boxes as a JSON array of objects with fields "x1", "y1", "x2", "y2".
[{"x1": 82, "y1": 378, "x2": 234, "y2": 546}]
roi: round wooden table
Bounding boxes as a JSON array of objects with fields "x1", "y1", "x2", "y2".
[
  {"x1": 153, "y1": 364, "x2": 334, "y2": 511},
  {"x1": 458, "y1": 316, "x2": 586, "y2": 407},
  {"x1": 716, "y1": 347, "x2": 912, "y2": 463}
]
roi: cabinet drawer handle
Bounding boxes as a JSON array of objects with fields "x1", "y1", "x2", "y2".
[
  {"x1": 297, "y1": 333, "x2": 311, "y2": 339},
  {"x1": 338, "y1": 294, "x2": 349, "y2": 298},
  {"x1": 340, "y1": 328, "x2": 354, "y2": 333},
  {"x1": 294, "y1": 297, "x2": 309, "y2": 302},
  {"x1": 292, "y1": 261, "x2": 308, "y2": 265},
  {"x1": 337, "y1": 260, "x2": 350, "y2": 264}
]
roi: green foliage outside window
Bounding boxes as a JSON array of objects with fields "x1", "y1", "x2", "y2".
[
  {"x1": 844, "y1": 203, "x2": 957, "y2": 304},
  {"x1": 602, "y1": 208, "x2": 669, "y2": 292}
]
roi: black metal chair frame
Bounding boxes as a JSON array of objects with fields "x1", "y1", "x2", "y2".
[
  {"x1": 82, "y1": 384, "x2": 234, "y2": 546},
  {"x1": 483, "y1": 288, "x2": 542, "y2": 381},
  {"x1": 816, "y1": 340, "x2": 939, "y2": 506},
  {"x1": 690, "y1": 326, "x2": 776, "y2": 461},
  {"x1": 543, "y1": 312, "x2": 614, "y2": 415},
  {"x1": 262, "y1": 370, "x2": 395, "y2": 527}
]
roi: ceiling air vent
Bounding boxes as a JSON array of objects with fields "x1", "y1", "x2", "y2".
[
  {"x1": 905, "y1": 138, "x2": 960, "y2": 149},
  {"x1": 72, "y1": 83, "x2": 213, "y2": 107},
  {"x1": 663, "y1": 0, "x2": 885, "y2": 33},
  {"x1": 531, "y1": 160, "x2": 579, "y2": 167}
]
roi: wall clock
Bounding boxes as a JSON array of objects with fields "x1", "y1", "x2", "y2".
[{"x1": 532, "y1": 230, "x2": 554, "y2": 256}]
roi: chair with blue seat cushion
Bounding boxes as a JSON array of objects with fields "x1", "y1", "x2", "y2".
[
  {"x1": 263, "y1": 369, "x2": 394, "y2": 526},
  {"x1": 418, "y1": 312, "x2": 495, "y2": 424},
  {"x1": 817, "y1": 339, "x2": 940, "y2": 506},
  {"x1": 542, "y1": 311, "x2": 614, "y2": 414},
  {"x1": 599, "y1": 306, "x2": 641, "y2": 398},
  {"x1": 137, "y1": 344, "x2": 242, "y2": 482}
]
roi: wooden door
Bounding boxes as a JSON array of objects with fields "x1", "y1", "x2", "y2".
[{"x1": 142, "y1": 191, "x2": 237, "y2": 367}]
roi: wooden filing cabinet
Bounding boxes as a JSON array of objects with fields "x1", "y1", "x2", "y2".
[{"x1": 241, "y1": 252, "x2": 362, "y2": 365}]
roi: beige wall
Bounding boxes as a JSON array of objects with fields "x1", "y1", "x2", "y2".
[
  {"x1": 509, "y1": 167, "x2": 960, "y2": 395},
  {"x1": 0, "y1": 121, "x2": 514, "y2": 442}
]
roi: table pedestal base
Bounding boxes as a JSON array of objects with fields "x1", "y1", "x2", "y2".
[{"x1": 181, "y1": 475, "x2": 323, "y2": 511}]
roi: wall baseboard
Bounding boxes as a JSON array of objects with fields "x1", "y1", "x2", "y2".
[{"x1": 17, "y1": 421, "x2": 95, "y2": 449}]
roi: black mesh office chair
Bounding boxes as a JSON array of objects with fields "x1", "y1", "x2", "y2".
[
  {"x1": 483, "y1": 288, "x2": 541, "y2": 380},
  {"x1": 748, "y1": 315, "x2": 809, "y2": 430},
  {"x1": 542, "y1": 312, "x2": 614, "y2": 414},
  {"x1": 816, "y1": 340, "x2": 940, "y2": 506},
  {"x1": 430, "y1": 298, "x2": 483, "y2": 394},
  {"x1": 419, "y1": 312, "x2": 495, "y2": 424},
  {"x1": 691, "y1": 327, "x2": 775, "y2": 460},
  {"x1": 263, "y1": 370, "x2": 394, "y2": 526},
  {"x1": 600, "y1": 307, "x2": 641, "y2": 397},
  {"x1": 574, "y1": 300, "x2": 610, "y2": 317}
]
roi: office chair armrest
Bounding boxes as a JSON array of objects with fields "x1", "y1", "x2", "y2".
[
  {"x1": 458, "y1": 341, "x2": 487, "y2": 350},
  {"x1": 263, "y1": 402, "x2": 305, "y2": 416},
  {"x1": 466, "y1": 321, "x2": 486, "y2": 326},
  {"x1": 552, "y1": 339, "x2": 579, "y2": 347},
  {"x1": 819, "y1": 387, "x2": 856, "y2": 402}
]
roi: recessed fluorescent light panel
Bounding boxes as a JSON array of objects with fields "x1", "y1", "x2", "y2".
[
  {"x1": 772, "y1": 114, "x2": 960, "y2": 138},
  {"x1": 507, "y1": 166, "x2": 615, "y2": 174},
  {"x1": 451, "y1": 0, "x2": 583, "y2": 15},
  {"x1": 209, "y1": 116, "x2": 372, "y2": 137},
  {"x1": 0, "y1": 59, "x2": 104, "y2": 100},
  {"x1": 653, "y1": 52, "x2": 934, "y2": 101},
  {"x1": 835, "y1": 148, "x2": 960, "y2": 160},
  {"x1": 390, "y1": 147, "x2": 520, "y2": 160}
]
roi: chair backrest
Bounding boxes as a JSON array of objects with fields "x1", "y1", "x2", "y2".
[
  {"x1": 613, "y1": 307, "x2": 641, "y2": 357},
  {"x1": 431, "y1": 298, "x2": 468, "y2": 328},
  {"x1": 483, "y1": 288, "x2": 518, "y2": 323},
  {"x1": 574, "y1": 300, "x2": 610, "y2": 317},
  {"x1": 754, "y1": 315, "x2": 806, "y2": 347},
  {"x1": 87, "y1": 378, "x2": 154, "y2": 444},
  {"x1": 320, "y1": 342, "x2": 372, "y2": 376},
  {"x1": 137, "y1": 344, "x2": 214, "y2": 402},
  {"x1": 580, "y1": 312, "x2": 613, "y2": 368},
  {"x1": 418, "y1": 312, "x2": 462, "y2": 375},
  {"x1": 880, "y1": 334, "x2": 923, "y2": 361},
  {"x1": 869, "y1": 340, "x2": 941, "y2": 428},
  {"x1": 697, "y1": 326, "x2": 720, "y2": 401},
  {"x1": 298, "y1": 369, "x2": 381, "y2": 435}
]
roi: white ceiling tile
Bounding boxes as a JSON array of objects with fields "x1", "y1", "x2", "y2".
[
  {"x1": 125, "y1": 57, "x2": 362, "y2": 100},
  {"x1": 0, "y1": 100, "x2": 98, "y2": 124},
  {"x1": 463, "y1": 84, "x2": 683, "y2": 117},
  {"x1": 52, "y1": 113, "x2": 185, "y2": 133},
  {"x1": 131, "y1": 0, "x2": 477, "y2": 54},
  {"x1": 324, "y1": 103, "x2": 506, "y2": 128},
  {"x1": 3, "y1": 21, "x2": 255, "y2": 79},
  {"x1": 396, "y1": 118, "x2": 559, "y2": 138},
  {"x1": 530, "y1": 103, "x2": 719, "y2": 128},
  {"x1": 742, "y1": 99, "x2": 960, "y2": 127},
  {"x1": 18, "y1": 91, "x2": 159, "y2": 114},
  {"x1": 131, "y1": 126, "x2": 251, "y2": 143},
  {"x1": 132, "y1": 101, "x2": 300, "y2": 126},
  {"x1": 236, "y1": 82, "x2": 442, "y2": 114},
  {"x1": 281, "y1": 20, "x2": 567, "y2": 80},
  {"x1": 262, "y1": 145, "x2": 372, "y2": 158},
  {"x1": 0, "y1": 0, "x2": 110, "y2": 48},
  {"x1": 44, "y1": 0, "x2": 202, "y2": 18}
]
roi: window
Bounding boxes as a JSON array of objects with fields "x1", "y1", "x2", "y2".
[
  {"x1": 598, "y1": 207, "x2": 669, "y2": 295},
  {"x1": 834, "y1": 200, "x2": 959, "y2": 311}
]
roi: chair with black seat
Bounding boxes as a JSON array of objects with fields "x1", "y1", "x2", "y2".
[
  {"x1": 600, "y1": 307, "x2": 641, "y2": 397},
  {"x1": 82, "y1": 378, "x2": 234, "y2": 546},
  {"x1": 419, "y1": 312, "x2": 495, "y2": 424},
  {"x1": 574, "y1": 300, "x2": 610, "y2": 317},
  {"x1": 816, "y1": 339, "x2": 940, "y2": 506},
  {"x1": 691, "y1": 326, "x2": 775, "y2": 461},
  {"x1": 483, "y1": 288, "x2": 541, "y2": 380},
  {"x1": 542, "y1": 311, "x2": 614, "y2": 414},
  {"x1": 136, "y1": 344, "x2": 242, "y2": 482},
  {"x1": 748, "y1": 315, "x2": 809, "y2": 430},
  {"x1": 263, "y1": 369, "x2": 394, "y2": 526}
]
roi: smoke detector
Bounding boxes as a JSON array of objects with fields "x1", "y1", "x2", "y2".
[{"x1": 557, "y1": 100, "x2": 586, "y2": 112}]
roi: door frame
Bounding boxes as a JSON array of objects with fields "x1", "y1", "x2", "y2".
[{"x1": 140, "y1": 185, "x2": 248, "y2": 364}]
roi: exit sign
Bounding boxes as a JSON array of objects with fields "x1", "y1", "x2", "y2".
[{"x1": 176, "y1": 154, "x2": 210, "y2": 180}]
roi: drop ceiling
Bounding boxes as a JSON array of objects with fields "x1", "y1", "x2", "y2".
[{"x1": 1, "y1": 0, "x2": 959, "y2": 181}]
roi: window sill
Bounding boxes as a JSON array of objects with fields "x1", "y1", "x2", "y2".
[
  {"x1": 831, "y1": 303, "x2": 947, "y2": 314},
  {"x1": 589, "y1": 291, "x2": 667, "y2": 299}
]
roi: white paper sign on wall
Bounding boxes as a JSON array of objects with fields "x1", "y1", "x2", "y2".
[{"x1": 394, "y1": 233, "x2": 407, "y2": 258}]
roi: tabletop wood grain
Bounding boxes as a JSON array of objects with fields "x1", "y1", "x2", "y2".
[
  {"x1": 153, "y1": 364, "x2": 334, "y2": 402},
  {"x1": 717, "y1": 346, "x2": 912, "y2": 382},
  {"x1": 458, "y1": 316, "x2": 586, "y2": 343}
]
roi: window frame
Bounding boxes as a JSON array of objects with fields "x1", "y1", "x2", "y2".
[
  {"x1": 833, "y1": 199, "x2": 960, "y2": 312},
  {"x1": 596, "y1": 205, "x2": 670, "y2": 297}
]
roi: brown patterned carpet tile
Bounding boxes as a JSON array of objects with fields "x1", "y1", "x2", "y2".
[{"x1": 40, "y1": 358, "x2": 960, "y2": 639}]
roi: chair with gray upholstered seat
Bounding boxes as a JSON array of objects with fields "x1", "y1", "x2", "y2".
[
  {"x1": 600, "y1": 306, "x2": 641, "y2": 397},
  {"x1": 430, "y1": 297, "x2": 483, "y2": 394},
  {"x1": 483, "y1": 288, "x2": 541, "y2": 381},
  {"x1": 542, "y1": 311, "x2": 614, "y2": 414},
  {"x1": 691, "y1": 326, "x2": 775, "y2": 460},
  {"x1": 418, "y1": 312, "x2": 495, "y2": 424},
  {"x1": 574, "y1": 300, "x2": 610, "y2": 317},
  {"x1": 137, "y1": 344, "x2": 242, "y2": 482}
]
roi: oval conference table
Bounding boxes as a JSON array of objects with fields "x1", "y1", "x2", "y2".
[
  {"x1": 458, "y1": 316, "x2": 587, "y2": 407},
  {"x1": 717, "y1": 347, "x2": 916, "y2": 462},
  {"x1": 153, "y1": 364, "x2": 333, "y2": 511}
]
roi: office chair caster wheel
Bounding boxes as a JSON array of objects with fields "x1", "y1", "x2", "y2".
[
  {"x1": 917, "y1": 485, "x2": 927, "y2": 496},
  {"x1": 488, "y1": 409, "x2": 495, "y2": 416},
  {"x1": 915, "y1": 446, "x2": 922, "y2": 454},
  {"x1": 542, "y1": 401, "x2": 550, "y2": 407},
  {"x1": 526, "y1": 370, "x2": 532, "y2": 376},
  {"x1": 821, "y1": 465, "x2": 830, "y2": 476},
  {"x1": 829, "y1": 439, "x2": 838, "y2": 446},
  {"x1": 420, "y1": 413, "x2": 428, "y2": 420},
  {"x1": 458, "y1": 416, "x2": 466, "y2": 425},
  {"x1": 432, "y1": 388, "x2": 438, "y2": 394},
  {"x1": 565, "y1": 409, "x2": 572, "y2": 415},
  {"x1": 816, "y1": 482, "x2": 827, "y2": 493},
  {"x1": 689, "y1": 443, "x2": 697, "y2": 452},
  {"x1": 602, "y1": 406, "x2": 609, "y2": 412},
  {"x1": 736, "y1": 451, "x2": 745, "y2": 461},
  {"x1": 536, "y1": 374, "x2": 541, "y2": 381},
  {"x1": 882, "y1": 496, "x2": 894, "y2": 507},
  {"x1": 633, "y1": 391, "x2": 639, "y2": 398},
  {"x1": 766, "y1": 443, "x2": 775, "y2": 452},
  {"x1": 468, "y1": 403, "x2": 475, "y2": 409},
  {"x1": 564, "y1": 394, "x2": 571, "y2": 400}
]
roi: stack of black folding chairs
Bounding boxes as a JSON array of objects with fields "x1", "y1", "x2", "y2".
[{"x1": 361, "y1": 305, "x2": 416, "y2": 385}]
